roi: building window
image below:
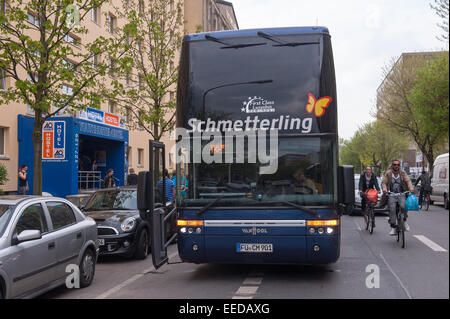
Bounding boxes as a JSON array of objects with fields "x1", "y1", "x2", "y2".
[
  {"x1": 108, "y1": 14, "x2": 116, "y2": 34},
  {"x1": 108, "y1": 101, "x2": 115, "y2": 114},
  {"x1": 62, "y1": 59, "x2": 77, "y2": 72},
  {"x1": 168, "y1": 153, "x2": 173, "y2": 169},
  {"x1": 125, "y1": 72, "x2": 130, "y2": 85},
  {"x1": 27, "y1": 12, "x2": 40, "y2": 27},
  {"x1": 108, "y1": 57, "x2": 116, "y2": 77},
  {"x1": 0, "y1": 68, "x2": 6, "y2": 90},
  {"x1": 138, "y1": 75, "x2": 143, "y2": 90},
  {"x1": 125, "y1": 107, "x2": 131, "y2": 123},
  {"x1": 90, "y1": 6, "x2": 98, "y2": 23},
  {"x1": 64, "y1": 33, "x2": 79, "y2": 46},
  {"x1": 137, "y1": 148, "x2": 144, "y2": 167},
  {"x1": 62, "y1": 84, "x2": 73, "y2": 95},
  {"x1": 90, "y1": 52, "x2": 97, "y2": 69},
  {"x1": 0, "y1": 127, "x2": 5, "y2": 156}
]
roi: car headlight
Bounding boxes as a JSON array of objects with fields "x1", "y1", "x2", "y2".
[{"x1": 121, "y1": 217, "x2": 136, "y2": 232}]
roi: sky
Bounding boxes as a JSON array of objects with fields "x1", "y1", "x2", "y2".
[{"x1": 231, "y1": 0, "x2": 446, "y2": 140}]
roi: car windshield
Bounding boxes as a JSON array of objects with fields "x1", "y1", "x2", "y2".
[
  {"x1": 84, "y1": 190, "x2": 137, "y2": 211},
  {"x1": 0, "y1": 204, "x2": 14, "y2": 237},
  {"x1": 178, "y1": 136, "x2": 337, "y2": 207}
]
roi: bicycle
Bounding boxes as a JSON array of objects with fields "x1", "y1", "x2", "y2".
[
  {"x1": 387, "y1": 191, "x2": 409, "y2": 249},
  {"x1": 420, "y1": 190, "x2": 431, "y2": 211},
  {"x1": 364, "y1": 201, "x2": 376, "y2": 234}
]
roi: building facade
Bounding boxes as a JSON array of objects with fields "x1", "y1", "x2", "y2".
[{"x1": 0, "y1": 0, "x2": 238, "y2": 196}]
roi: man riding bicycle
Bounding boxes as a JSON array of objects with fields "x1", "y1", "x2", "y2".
[
  {"x1": 358, "y1": 166, "x2": 380, "y2": 225},
  {"x1": 414, "y1": 170, "x2": 432, "y2": 206},
  {"x1": 381, "y1": 160, "x2": 415, "y2": 236}
]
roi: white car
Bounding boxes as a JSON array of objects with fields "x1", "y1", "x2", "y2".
[{"x1": 352, "y1": 175, "x2": 387, "y2": 215}]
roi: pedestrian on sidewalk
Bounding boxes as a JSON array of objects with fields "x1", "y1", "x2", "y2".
[{"x1": 18, "y1": 164, "x2": 29, "y2": 195}]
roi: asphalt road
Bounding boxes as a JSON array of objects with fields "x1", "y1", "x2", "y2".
[{"x1": 41, "y1": 204, "x2": 449, "y2": 299}]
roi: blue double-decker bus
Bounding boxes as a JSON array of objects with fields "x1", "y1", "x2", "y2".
[{"x1": 140, "y1": 27, "x2": 354, "y2": 268}]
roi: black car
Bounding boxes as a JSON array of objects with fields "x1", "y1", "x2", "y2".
[{"x1": 82, "y1": 187, "x2": 175, "y2": 259}]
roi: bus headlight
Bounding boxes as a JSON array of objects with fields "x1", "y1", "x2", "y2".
[
  {"x1": 180, "y1": 227, "x2": 187, "y2": 233},
  {"x1": 317, "y1": 228, "x2": 324, "y2": 234},
  {"x1": 326, "y1": 227, "x2": 334, "y2": 234},
  {"x1": 309, "y1": 228, "x2": 315, "y2": 234}
]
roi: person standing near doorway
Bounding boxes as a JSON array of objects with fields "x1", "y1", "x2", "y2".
[
  {"x1": 18, "y1": 164, "x2": 29, "y2": 195},
  {"x1": 103, "y1": 169, "x2": 116, "y2": 188},
  {"x1": 127, "y1": 168, "x2": 138, "y2": 186}
]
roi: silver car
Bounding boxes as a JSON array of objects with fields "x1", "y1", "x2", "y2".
[{"x1": 0, "y1": 196, "x2": 98, "y2": 299}]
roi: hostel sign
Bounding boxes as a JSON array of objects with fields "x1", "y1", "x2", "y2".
[
  {"x1": 42, "y1": 121, "x2": 65, "y2": 159},
  {"x1": 79, "y1": 107, "x2": 125, "y2": 128}
]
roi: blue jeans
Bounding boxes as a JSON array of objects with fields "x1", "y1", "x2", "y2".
[{"x1": 388, "y1": 193, "x2": 407, "y2": 227}]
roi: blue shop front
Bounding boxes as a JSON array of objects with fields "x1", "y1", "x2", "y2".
[{"x1": 18, "y1": 109, "x2": 129, "y2": 198}]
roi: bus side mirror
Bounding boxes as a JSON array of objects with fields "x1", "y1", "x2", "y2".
[{"x1": 338, "y1": 165, "x2": 355, "y2": 214}]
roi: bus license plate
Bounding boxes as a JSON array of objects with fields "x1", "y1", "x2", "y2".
[
  {"x1": 237, "y1": 243, "x2": 273, "y2": 253},
  {"x1": 97, "y1": 239, "x2": 105, "y2": 246}
]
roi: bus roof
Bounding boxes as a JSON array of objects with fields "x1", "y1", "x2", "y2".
[{"x1": 184, "y1": 26, "x2": 330, "y2": 42}]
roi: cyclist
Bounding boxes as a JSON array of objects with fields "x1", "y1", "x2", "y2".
[
  {"x1": 414, "y1": 169, "x2": 432, "y2": 206},
  {"x1": 358, "y1": 166, "x2": 380, "y2": 225},
  {"x1": 381, "y1": 160, "x2": 415, "y2": 235}
]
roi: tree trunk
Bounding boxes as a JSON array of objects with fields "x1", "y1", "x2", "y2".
[{"x1": 32, "y1": 111, "x2": 44, "y2": 195}]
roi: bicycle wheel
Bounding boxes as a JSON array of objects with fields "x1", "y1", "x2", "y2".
[
  {"x1": 400, "y1": 215, "x2": 405, "y2": 248},
  {"x1": 369, "y1": 207, "x2": 374, "y2": 234},
  {"x1": 425, "y1": 196, "x2": 430, "y2": 211},
  {"x1": 396, "y1": 205, "x2": 400, "y2": 242},
  {"x1": 365, "y1": 210, "x2": 369, "y2": 230}
]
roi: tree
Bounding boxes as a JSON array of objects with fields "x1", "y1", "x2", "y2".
[
  {"x1": 0, "y1": 0, "x2": 126, "y2": 194},
  {"x1": 106, "y1": 0, "x2": 183, "y2": 141},
  {"x1": 0, "y1": 162, "x2": 8, "y2": 191},
  {"x1": 375, "y1": 53, "x2": 447, "y2": 169},
  {"x1": 409, "y1": 53, "x2": 449, "y2": 146},
  {"x1": 340, "y1": 121, "x2": 408, "y2": 175},
  {"x1": 430, "y1": 0, "x2": 449, "y2": 44}
]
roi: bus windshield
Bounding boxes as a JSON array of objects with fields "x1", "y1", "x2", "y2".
[{"x1": 178, "y1": 136, "x2": 336, "y2": 207}]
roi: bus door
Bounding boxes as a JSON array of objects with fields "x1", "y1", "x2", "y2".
[{"x1": 137, "y1": 141, "x2": 175, "y2": 269}]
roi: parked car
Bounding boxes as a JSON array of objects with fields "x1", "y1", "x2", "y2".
[
  {"x1": 430, "y1": 153, "x2": 449, "y2": 209},
  {"x1": 352, "y1": 174, "x2": 387, "y2": 215},
  {"x1": 81, "y1": 187, "x2": 176, "y2": 260},
  {"x1": 0, "y1": 196, "x2": 98, "y2": 299}
]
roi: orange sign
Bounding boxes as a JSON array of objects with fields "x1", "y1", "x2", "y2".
[
  {"x1": 43, "y1": 131, "x2": 54, "y2": 159},
  {"x1": 104, "y1": 113, "x2": 120, "y2": 127}
]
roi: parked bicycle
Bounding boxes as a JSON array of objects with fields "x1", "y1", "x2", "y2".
[{"x1": 387, "y1": 191, "x2": 409, "y2": 248}]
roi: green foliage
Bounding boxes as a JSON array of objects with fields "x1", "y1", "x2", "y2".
[
  {"x1": 376, "y1": 53, "x2": 448, "y2": 168},
  {"x1": 105, "y1": 0, "x2": 184, "y2": 141},
  {"x1": 409, "y1": 53, "x2": 449, "y2": 143},
  {"x1": 340, "y1": 121, "x2": 408, "y2": 174},
  {"x1": 0, "y1": 0, "x2": 127, "y2": 194},
  {"x1": 0, "y1": 163, "x2": 8, "y2": 186}
]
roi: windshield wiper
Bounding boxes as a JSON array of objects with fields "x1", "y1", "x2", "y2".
[
  {"x1": 274, "y1": 200, "x2": 317, "y2": 216},
  {"x1": 205, "y1": 34, "x2": 266, "y2": 49},
  {"x1": 197, "y1": 198, "x2": 222, "y2": 216},
  {"x1": 221, "y1": 43, "x2": 266, "y2": 49},
  {"x1": 257, "y1": 31, "x2": 319, "y2": 47}
]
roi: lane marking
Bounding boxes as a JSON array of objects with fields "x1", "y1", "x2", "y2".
[
  {"x1": 232, "y1": 272, "x2": 264, "y2": 299},
  {"x1": 413, "y1": 235, "x2": 448, "y2": 252},
  {"x1": 95, "y1": 251, "x2": 179, "y2": 299},
  {"x1": 379, "y1": 254, "x2": 412, "y2": 299}
]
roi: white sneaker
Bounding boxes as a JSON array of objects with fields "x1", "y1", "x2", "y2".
[
  {"x1": 404, "y1": 222, "x2": 410, "y2": 232},
  {"x1": 389, "y1": 228, "x2": 396, "y2": 236}
]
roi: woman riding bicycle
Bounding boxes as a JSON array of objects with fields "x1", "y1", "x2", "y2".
[
  {"x1": 358, "y1": 166, "x2": 380, "y2": 224},
  {"x1": 381, "y1": 160, "x2": 415, "y2": 236}
]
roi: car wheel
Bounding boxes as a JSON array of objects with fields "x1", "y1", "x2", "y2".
[
  {"x1": 79, "y1": 248, "x2": 96, "y2": 288},
  {"x1": 134, "y1": 229, "x2": 149, "y2": 260},
  {"x1": 345, "y1": 204, "x2": 354, "y2": 215},
  {"x1": 445, "y1": 194, "x2": 449, "y2": 210}
]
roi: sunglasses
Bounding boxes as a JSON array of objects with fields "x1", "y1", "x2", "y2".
[{"x1": 392, "y1": 164, "x2": 400, "y2": 167}]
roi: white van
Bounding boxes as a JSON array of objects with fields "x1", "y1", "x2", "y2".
[{"x1": 430, "y1": 153, "x2": 449, "y2": 209}]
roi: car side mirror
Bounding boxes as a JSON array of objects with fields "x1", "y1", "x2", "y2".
[{"x1": 13, "y1": 230, "x2": 42, "y2": 245}]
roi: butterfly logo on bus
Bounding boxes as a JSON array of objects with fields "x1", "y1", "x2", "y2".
[{"x1": 306, "y1": 93, "x2": 332, "y2": 117}]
